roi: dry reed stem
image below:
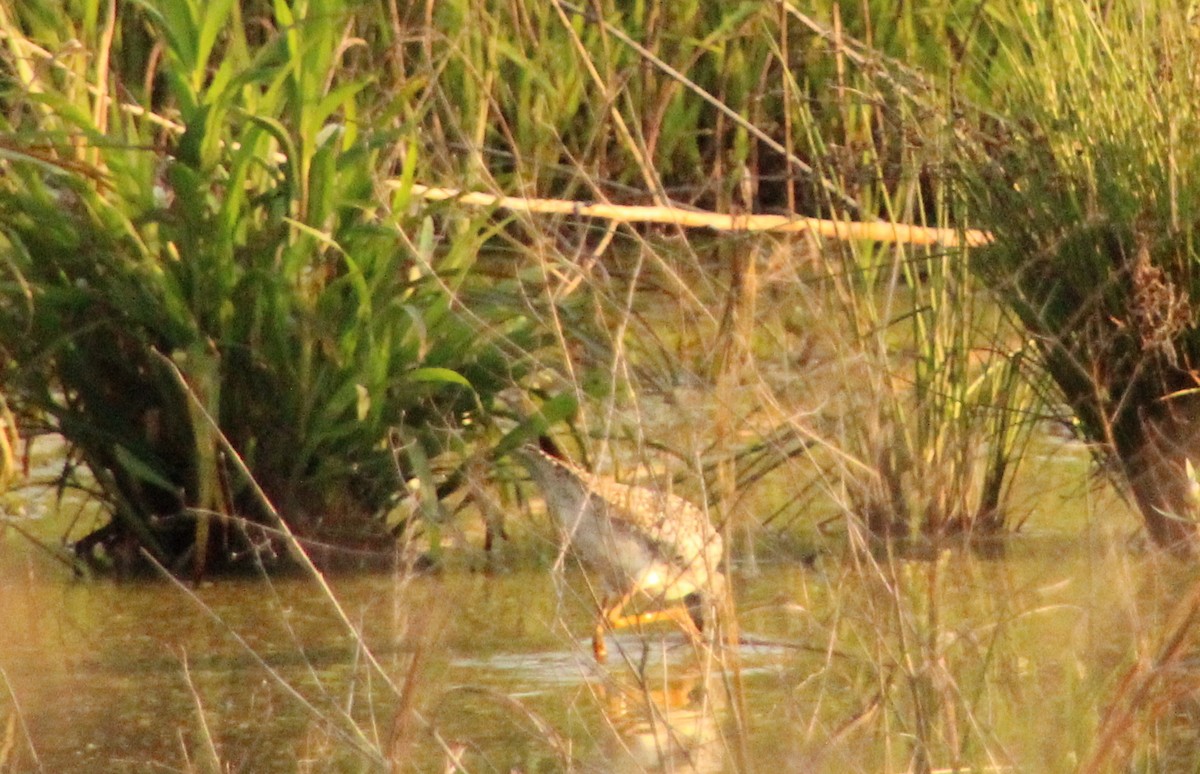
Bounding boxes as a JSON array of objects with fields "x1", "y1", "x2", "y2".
[
  {"x1": 402, "y1": 183, "x2": 992, "y2": 248},
  {"x1": 0, "y1": 5, "x2": 42, "y2": 105},
  {"x1": 0, "y1": 398, "x2": 17, "y2": 493},
  {"x1": 1081, "y1": 571, "x2": 1200, "y2": 773},
  {"x1": 548, "y1": 0, "x2": 667, "y2": 207}
]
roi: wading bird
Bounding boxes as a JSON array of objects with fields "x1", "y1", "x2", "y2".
[{"x1": 516, "y1": 443, "x2": 725, "y2": 662}]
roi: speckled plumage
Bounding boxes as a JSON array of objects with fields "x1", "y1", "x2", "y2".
[{"x1": 517, "y1": 446, "x2": 724, "y2": 607}]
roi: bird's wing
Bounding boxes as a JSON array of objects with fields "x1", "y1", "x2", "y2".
[{"x1": 580, "y1": 473, "x2": 722, "y2": 575}]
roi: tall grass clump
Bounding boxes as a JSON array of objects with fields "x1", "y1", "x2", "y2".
[
  {"x1": 754, "y1": 7, "x2": 1041, "y2": 542},
  {"x1": 0, "y1": 0, "x2": 531, "y2": 574},
  {"x1": 808, "y1": 236, "x2": 1038, "y2": 542},
  {"x1": 754, "y1": 1, "x2": 1044, "y2": 535},
  {"x1": 957, "y1": 1, "x2": 1200, "y2": 551}
]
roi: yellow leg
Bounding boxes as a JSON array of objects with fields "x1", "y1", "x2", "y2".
[
  {"x1": 592, "y1": 591, "x2": 705, "y2": 663},
  {"x1": 593, "y1": 619, "x2": 608, "y2": 662},
  {"x1": 608, "y1": 605, "x2": 701, "y2": 638},
  {"x1": 592, "y1": 591, "x2": 631, "y2": 662}
]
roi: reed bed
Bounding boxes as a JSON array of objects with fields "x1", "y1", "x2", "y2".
[{"x1": 2, "y1": 0, "x2": 1200, "y2": 771}]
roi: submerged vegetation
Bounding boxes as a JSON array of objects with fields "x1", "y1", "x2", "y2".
[{"x1": 3, "y1": 0, "x2": 1200, "y2": 770}]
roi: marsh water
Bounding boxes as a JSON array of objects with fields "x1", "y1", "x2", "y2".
[{"x1": 1, "y1": 441, "x2": 1194, "y2": 774}]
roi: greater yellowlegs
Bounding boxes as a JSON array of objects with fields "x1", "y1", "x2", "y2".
[{"x1": 516, "y1": 443, "x2": 725, "y2": 661}]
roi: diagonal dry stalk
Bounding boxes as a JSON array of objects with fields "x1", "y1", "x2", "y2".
[{"x1": 1081, "y1": 571, "x2": 1200, "y2": 773}]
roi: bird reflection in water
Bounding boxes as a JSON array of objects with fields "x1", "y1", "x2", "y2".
[{"x1": 594, "y1": 654, "x2": 730, "y2": 774}]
